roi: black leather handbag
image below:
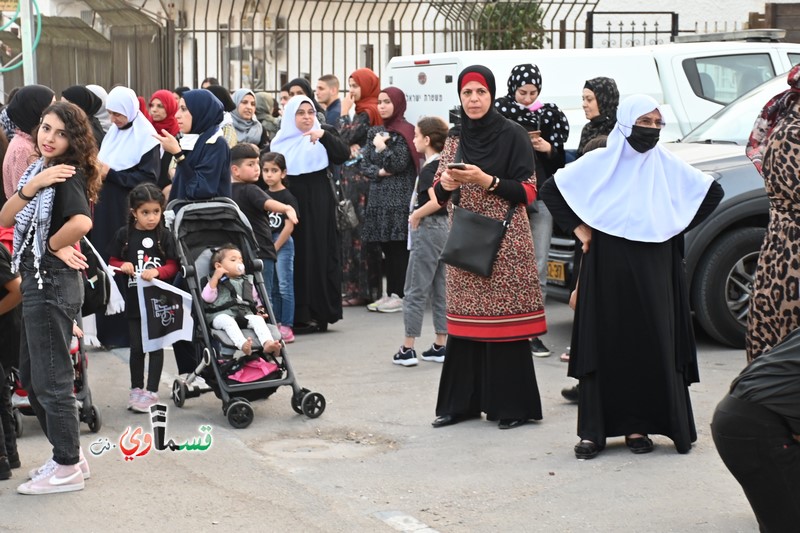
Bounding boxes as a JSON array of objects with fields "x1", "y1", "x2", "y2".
[{"x1": 440, "y1": 200, "x2": 515, "y2": 277}]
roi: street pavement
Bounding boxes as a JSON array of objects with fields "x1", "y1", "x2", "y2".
[{"x1": 1, "y1": 300, "x2": 757, "y2": 532}]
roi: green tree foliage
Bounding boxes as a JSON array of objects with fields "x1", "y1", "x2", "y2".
[{"x1": 475, "y1": 2, "x2": 547, "y2": 50}]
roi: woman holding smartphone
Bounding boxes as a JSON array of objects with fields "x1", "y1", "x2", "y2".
[
  {"x1": 431, "y1": 65, "x2": 546, "y2": 431},
  {"x1": 358, "y1": 87, "x2": 420, "y2": 313},
  {"x1": 494, "y1": 63, "x2": 570, "y2": 358}
]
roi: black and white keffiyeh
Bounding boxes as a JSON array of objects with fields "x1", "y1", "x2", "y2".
[{"x1": 12, "y1": 158, "x2": 54, "y2": 288}]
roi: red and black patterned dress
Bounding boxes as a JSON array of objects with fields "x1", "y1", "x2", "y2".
[{"x1": 434, "y1": 135, "x2": 546, "y2": 422}]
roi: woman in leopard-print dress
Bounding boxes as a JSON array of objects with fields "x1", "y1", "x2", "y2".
[
  {"x1": 746, "y1": 65, "x2": 800, "y2": 361},
  {"x1": 431, "y1": 66, "x2": 546, "y2": 431}
]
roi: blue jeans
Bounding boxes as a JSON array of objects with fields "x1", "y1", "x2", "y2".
[
  {"x1": 262, "y1": 258, "x2": 276, "y2": 302},
  {"x1": 529, "y1": 199, "x2": 552, "y2": 302},
  {"x1": 271, "y1": 234, "x2": 295, "y2": 327},
  {"x1": 403, "y1": 216, "x2": 448, "y2": 338},
  {"x1": 18, "y1": 253, "x2": 83, "y2": 465}
]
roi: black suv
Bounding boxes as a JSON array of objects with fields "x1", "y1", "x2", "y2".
[{"x1": 546, "y1": 76, "x2": 782, "y2": 348}]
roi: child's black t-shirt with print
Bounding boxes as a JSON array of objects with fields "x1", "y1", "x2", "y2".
[
  {"x1": 266, "y1": 188, "x2": 299, "y2": 235},
  {"x1": 109, "y1": 226, "x2": 177, "y2": 317}
]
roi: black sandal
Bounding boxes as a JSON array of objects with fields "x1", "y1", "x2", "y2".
[
  {"x1": 625, "y1": 435, "x2": 654, "y2": 454},
  {"x1": 574, "y1": 440, "x2": 603, "y2": 459}
]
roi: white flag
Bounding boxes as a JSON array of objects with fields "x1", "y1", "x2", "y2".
[{"x1": 137, "y1": 278, "x2": 194, "y2": 352}]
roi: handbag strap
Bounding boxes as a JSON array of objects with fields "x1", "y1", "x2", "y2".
[{"x1": 327, "y1": 171, "x2": 342, "y2": 202}]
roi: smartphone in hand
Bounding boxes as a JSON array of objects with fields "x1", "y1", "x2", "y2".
[{"x1": 447, "y1": 163, "x2": 467, "y2": 170}]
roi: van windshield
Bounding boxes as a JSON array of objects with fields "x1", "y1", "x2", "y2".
[{"x1": 681, "y1": 75, "x2": 787, "y2": 145}]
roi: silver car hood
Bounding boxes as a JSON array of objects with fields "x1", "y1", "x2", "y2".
[{"x1": 663, "y1": 142, "x2": 750, "y2": 174}]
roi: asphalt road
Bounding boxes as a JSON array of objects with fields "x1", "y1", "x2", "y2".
[{"x1": 1, "y1": 300, "x2": 757, "y2": 532}]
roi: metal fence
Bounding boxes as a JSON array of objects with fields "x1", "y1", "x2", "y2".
[{"x1": 174, "y1": 0, "x2": 600, "y2": 92}]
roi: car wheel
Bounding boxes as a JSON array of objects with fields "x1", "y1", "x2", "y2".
[{"x1": 692, "y1": 227, "x2": 765, "y2": 348}]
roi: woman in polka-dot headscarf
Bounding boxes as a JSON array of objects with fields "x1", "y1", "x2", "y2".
[{"x1": 494, "y1": 63, "x2": 569, "y2": 358}]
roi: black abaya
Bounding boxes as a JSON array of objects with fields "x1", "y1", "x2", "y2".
[
  {"x1": 542, "y1": 178, "x2": 723, "y2": 452},
  {"x1": 286, "y1": 125, "x2": 350, "y2": 328}
]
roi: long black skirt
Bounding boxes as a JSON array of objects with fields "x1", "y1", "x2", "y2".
[{"x1": 435, "y1": 337, "x2": 542, "y2": 422}]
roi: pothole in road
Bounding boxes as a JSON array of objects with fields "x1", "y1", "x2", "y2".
[{"x1": 255, "y1": 428, "x2": 397, "y2": 460}]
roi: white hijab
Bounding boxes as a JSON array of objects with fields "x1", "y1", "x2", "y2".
[
  {"x1": 97, "y1": 86, "x2": 160, "y2": 171},
  {"x1": 86, "y1": 84, "x2": 112, "y2": 133},
  {"x1": 553, "y1": 94, "x2": 713, "y2": 243},
  {"x1": 270, "y1": 95, "x2": 329, "y2": 175}
]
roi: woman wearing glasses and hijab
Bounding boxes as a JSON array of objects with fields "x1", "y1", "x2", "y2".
[{"x1": 542, "y1": 94, "x2": 723, "y2": 459}]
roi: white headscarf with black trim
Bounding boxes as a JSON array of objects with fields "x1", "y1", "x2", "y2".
[{"x1": 553, "y1": 94, "x2": 713, "y2": 243}]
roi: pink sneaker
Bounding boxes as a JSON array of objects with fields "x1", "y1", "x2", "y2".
[
  {"x1": 131, "y1": 391, "x2": 159, "y2": 413},
  {"x1": 18, "y1": 461, "x2": 84, "y2": 494},
  {"x1": 279, "y1": 325, "x2": 295, "y2": 343},
  {"x1": 29, "y1": 449, "x2": 90, "y2": 480},
  {"x1": 127, "y1": 387, "x2": 143, "y2": 410}
]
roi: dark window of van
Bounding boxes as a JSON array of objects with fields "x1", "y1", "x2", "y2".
[
  {"x1": 683, "y1": 54, "x2": 774, "y2": 105},
  {"x1": 789, "y1": 53, "x2": 800, "y2": 67}
]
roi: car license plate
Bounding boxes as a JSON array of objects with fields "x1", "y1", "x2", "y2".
[{"x1": 547, "y1": 261, "x2": 565, "y2": 284}]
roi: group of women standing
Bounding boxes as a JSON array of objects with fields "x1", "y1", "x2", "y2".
[{"x1": 427, "y1": 61, "x2": 727, "y2": 466}]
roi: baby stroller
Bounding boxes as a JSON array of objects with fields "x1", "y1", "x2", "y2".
[
  {"x1": 169, "y1": 198, "x2": 326, "y2": 428},
  {"x1": 10, "y1": 315, "x2": 102, "y2": 437}
]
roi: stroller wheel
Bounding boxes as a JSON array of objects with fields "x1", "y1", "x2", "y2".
[
  {"x1": 87, "y1": 405, "x2": 102, "y2": 433},
  {"x1": 13, "y1": 408, "x2": 23, "y2": 438},
  {"x1": 301, "y1": 392, "x2": 326, "y2": 419},
  {"x1": 172, "y1": 380, "x2": 187, "y2": 408},
  {"x1": 291, "y1": 388, "x2": 311, "y2": 414},
  {"x1": 226, "y1": 399, "x2": 254, "y2": 429}
]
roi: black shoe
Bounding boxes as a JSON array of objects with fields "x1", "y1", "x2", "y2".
[
  {"x1": 431, "y1": 413, "x2": 478, "y2": 428},
  {"x1": 561, "y1": 385, "x2": 579, "y2": 403},
  {"x1": 294, "y1": 320, "x2": 327, "y2": 335},
  {"x1": 574, "y1": 440, "x2": 604, "y2": 460},
  {"x1": 420, "y1": 343, "x2": 446, "y2": 363},
  {"x1": 530, "y1": 337, "x2": 551, "y2": 357},
  {"x1": 498, "y1": 419, "x2": 528, "y2": 430},
  {"x1": 7, "y1": 451, "x2": 20, "y2": 469},
  {"x1": 0, "y1": 457, "x2": 11, "y2": 480},
  {"x1": 625, "y1": 435, "x2": 654, "y2": 454},
  {"x1": 392, "y1": 346, "x2": 418, "y2": 367}
]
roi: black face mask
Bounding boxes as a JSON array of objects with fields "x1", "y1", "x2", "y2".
[{"x1": 626, "y1": 125, "x2": 660, "y2": 153}]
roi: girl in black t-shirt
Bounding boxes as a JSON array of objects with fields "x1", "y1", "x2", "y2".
[
  {"x1": 0, "y1": 101, "x2": 102, "y2": 495},
  {"x1": 108, "y1": 183, "x2": 178, "y2": 414},
  {"x1": 261, "y1": 152, "x2": 298, "y2": 343}
]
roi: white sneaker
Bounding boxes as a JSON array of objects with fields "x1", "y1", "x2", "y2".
[
  {"x1": 131, "y1": 391, "x2": 159, "y2": 414},
  {"x1": 19, "y1": 462, "x2": 84, "y2": 494},
  {"x1": 29, "y1": 450, "x2": 90, "y2": 480},
  {"x1": 377, "y1": 294, "x2": 404, "y2": 313},
  {"x1": 127, "y1": 387, "x2": 143, "y2": 410},
  {"x1": 367, "y1": 294, "x2": 390, "y2": 312}
]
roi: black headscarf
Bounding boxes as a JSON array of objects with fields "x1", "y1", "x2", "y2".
[
  {"x1": 288, "y1": 78, "x2": 323, "y2": 112},
  {"x1": 458, "y1": 65, "x2": 533, "y2": 181},
  {"x1": 62, "y1": 85, "x2": 103, "y2": 116},
  {"x1": 7, "y1": 84, "x2": 54, "y2": 135},
  {"x1": 62, "y1": 85, "x2": 106, "y2": 146},
  {"x1": 205, "y1": 85, "x2": 236, "y2": 112},
  {"x1": 577, "y1": 77, "x2": 619, "y2": 155}
]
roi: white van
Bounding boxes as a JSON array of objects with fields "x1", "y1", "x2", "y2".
[{"x1": 385, "y1": 37, "x2": 800, "y2": 149}]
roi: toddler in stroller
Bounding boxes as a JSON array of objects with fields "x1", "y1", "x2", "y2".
[
  {"x1": 202, "y1": 244, "x2": 281, "y2": 357},
  {"x1": 169, "y1": 198, "x2": 325, "y2": 428}
]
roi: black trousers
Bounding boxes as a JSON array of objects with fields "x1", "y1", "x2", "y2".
[
  {"x1": 380, "y1": 240, "x2": 409, "y2": 298},
  {"x1": 711, "y1": 395, "x2": 800, "y2": 533},
  {"x1": 128, "y1": 319, "x2": 164, "y2": 392}
]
